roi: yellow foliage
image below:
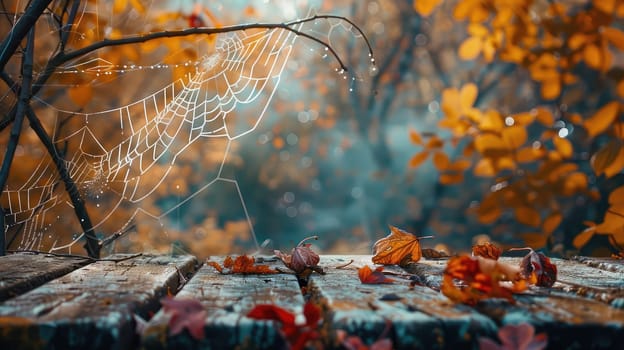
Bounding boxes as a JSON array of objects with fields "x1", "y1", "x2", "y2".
[{"x1": 413, "y1": 0, "x2": 443, "y2": 16}]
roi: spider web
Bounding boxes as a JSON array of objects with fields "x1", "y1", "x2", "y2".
[
  {"x1": 4, "y1": 25, "x2": 298, "y2": 253},
  {"x1": 1, "y1": 3, "x2": 371, "y2": 254}
]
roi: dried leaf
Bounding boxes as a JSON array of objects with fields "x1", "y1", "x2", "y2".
[
  {"x1": 422, "y1": 248, "x2": 450, "y2": 259},
  {"x1": 358, "y1": 265, "x2": 394, "y2": 284},
  {"x1": 275, "y1": 236, "x2": 320, "y2": 273},
  {"x1": 207, "y1": 255, "x2": 278, "y2": 274},
  {"x1": 441, "y1": 255, "x2": 526, "y2": 305},
  {"x1": 472, "y1": 242, "x2": 502, "y2": 260},
  {"x1": 517, "y1": 248, "x2": 558, "y2": 288},
  {"x1": 478, "y1": 323, "x2": 547, "y2": 350},
  {"x1": 160, "y1": 297, "x2": 207, "y2": 340},
  {"x1": 372, "y1": 226, "x2": 426, "y2": 265}
]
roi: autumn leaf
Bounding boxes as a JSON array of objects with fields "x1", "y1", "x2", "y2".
[
  {"x1": 358, "y1": 265, "x2": 395, "y2": 284},
  {"x1": 247, "y1": 302, "x2": 321, "y2": 350},
  {"x1": 336, "y1": 321, "x2": 393, "y2": 350},
  {"x1": 422, "y1": 248, "x2": 450, "y2": 259},
  {"x1": 413, "y1": 0, "x2": 443, "y2": 16},
  {"x1": 372, "y1": 226, "x2": 430, "y2": 265},
  {"x1": 478, "y1": 323, "x2": 547, "y2": 350},
  {"x1": 513, "y1": 248, "x2": 557, "y2": 288},
  {"x1": 472, "y1": 242, "x2": 502, "y2": 260},
  {"x1": 160, "y1": 297, "x2": 207, "y2": 340},
  {"x1": 584, "y1": 101, "x2": 619, "y2": 138},
  {"x1": 441, "y1": 255, "x2": 526, "y2": 305},
  {"x1": 275, "y1": 236, "x2": 321, "y2": 273},
  {"x1": 207, "y1": 255, "x2": 278, "y2": 274}
]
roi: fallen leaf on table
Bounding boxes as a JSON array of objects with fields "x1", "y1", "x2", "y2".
[
  {"x1": 160, "y1": 297, "x2": 207, "y2": 340},
  {"x1": 441, "y1": 255, "x2": 526, "y2": 305},
  {"x1": 207, "y1": 255, "x2": 278, "y2": 274},
  {"x1": 337, "y1": 320, "x2": 393, "y2": 350},
  {"x1": 422, "y1": 248, "x2": 450, "y2": 259},
  {"x1": 478, "y1": 323, "x2": 547, "y2": 350},
  {"x1": 275, "y1": 235, "x2": 321, "y2": 273},
  {"x1": 372, "y1": 226, "x2": 430, "y2": 265},
  {"x1": 515, "y1": 248, "x2": 557, "y2": 287},
  {"x1": 247, "y1": 301, "x2": 321, "y2": 350},
  {"x1": 472, "y1": 242, "x2": 503, "y2": 260},
  {"x1": 358, "y1": 265, "x2": 395, "y2": 284}
]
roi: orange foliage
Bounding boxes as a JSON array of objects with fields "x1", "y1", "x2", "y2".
[
  {"x1": 206, "y1": 255, "x2": 278, "y2": 274},
  {"x1": 410, "y1": 0, "x2": 624, "y2": 253},
  {"x1": 372, "y1": 226, "x2": 425, "y2": 265},
  {"x1": 441, "y1": 255, "x2": 527, "y2": 305}
]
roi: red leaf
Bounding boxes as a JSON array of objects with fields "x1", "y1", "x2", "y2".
[
  {"x1": 207, "y1": 255, "x2": 278, "y2": 274},
  {"x1": 160, "y1": 297, "x2": 207, "y2": 340},
  {"x1": 518, "y1": 248, "x2": 557, "y2": 287},
  {"x1": 247, "y1": 304, "x2": 295, "y2": 325},
  {"x1": 304, "y1": 301, "x2": 321, "y2": 327},
  {"x1": 358, "y1": 265, "x2": 395, "y2": 284},
  {"x1": 478, "y1": 323, "x2": 547, "y2": 350},
  {"x1": 275, "y1": 236, "x2": 320, "y2": 273}
]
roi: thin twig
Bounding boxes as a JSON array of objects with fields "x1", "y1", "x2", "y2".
[
  {"x1": 334, "y1": 259, "x2": 354, "y2": 269},
  {"x1": 7, "y1": 249, "x2": 142, "y2": 262}
]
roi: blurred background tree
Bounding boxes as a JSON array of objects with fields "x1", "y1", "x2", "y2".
[{"x1": 1, "y1": 0, "x2": 623, "y2": 259}]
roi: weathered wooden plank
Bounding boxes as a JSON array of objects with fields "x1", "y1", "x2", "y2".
[
  {"x1": 0, "y1": 252, "x2": 90, "y2": 302},
  {"x1": 309, "y1": 255, "x2": 497, "y2": 350},
  {"x1": 142, "y1": 256, "x2": 304, "y2": 350},
  {"x1": 0, "y1": 254, "x2": 198, "y2": 350},
  {"x1": 394, "y1": 256, "x2": 624, "y2": 349},
  {"x1": 574, "y1": 256, "x2": 624, "y2": 274}
]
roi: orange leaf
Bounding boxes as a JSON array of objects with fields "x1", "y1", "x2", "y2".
[
  {"x1": 521, "y1": 233, "x2": 549, "y2": 249},
  {"x1": 413, "y1": 0, "x2": 443, "y2": 16},
  {"x1": 562, "y1": 172, "x2": 588, "y2": 195},
  {"x1": 573, "y1": 227, "x2": 596, "y2": 249},
  {"x1": 603, "y1": 28, "x2": 624, "y2": 50},
  {"x1": 515, "y1": 206, "x2": 541, "y2": 227},
  {"x1": 441, "y1": 256, "x2": 525, "y2": 305},
  {"x1": 409, "y1": 129, "x2": 423, "y2": 145},
  {"x1": 534, "y1": 107, "x2": 554, "y2": 126},
  {"x1": 584, "y1": 101, "x2": 619, "y2": 138},
  {"x1": 207, "y1": 255, "x2": 277, "y2": 274},
  {"x1": 475, "y1": 134, "x2": 507, "y2": 153},
  {"x1": 432, "y1": 152, "x2": 450, "y2": 170},
  {"x1": 541, "y1": 80, "x2": 561, "y2": 100},
  {"x1": 583, "y1": 44, "x2": 603, "y2": 69},
  {"x1": 458, "y1": 36, "x2": 483, "y2": 60},
  {"x1": 542, "y1": 212, "x2": 562, "y2": 234},
  {"x1": 439, "y1": 172, "x2": 464, "y2": 185},
  {"x1": 474, "y1": 158, "x2": 497, "y2": 177},
  {"x1": 502, "y1": 126, "x2": 527, "y2": 149},
  {"x1": 68, "y1": 85, "x2": 93, "y2": 107},
  {"x1": 553, "y1": 137, "x2": 573, "y2": 158},
  {"x1": 460, "y1": 83, "x2": 478, "y2": 111},
  {"x1": 609, "y1": 185, "x2": 624, "y2": 206},
  {"x1": 591, "y1": 140, "x2": 621, "y2": 175},
  {"x1": 471, "y1": 242, "x2": 502, "y2": 260},
  {"x1": 409, "y1": 151, "x2": 429, "y2": 168},
  {"x1": 603, "y1": 143, "x2": 624, "y2": 178},
  {"x1": 372, "y1": 226, "x2": 424, "y2": 265},
  {"x1": 358, "y1": 265, "x2": 394, "y2": 284}
]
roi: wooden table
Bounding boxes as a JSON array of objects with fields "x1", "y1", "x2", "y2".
[{"x1": 0, "y1": 253, "x2": 622, "y2": 349}]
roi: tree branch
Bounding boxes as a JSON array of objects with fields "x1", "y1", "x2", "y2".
[
  {"x1": 0, "y1": 28, "x2": 35, "y2": 256},
  {"x1": 0, "y1": 0, "x2": 53, "y2": 72}
]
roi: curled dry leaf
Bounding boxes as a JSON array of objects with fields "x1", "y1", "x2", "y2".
[
  {"x1": 275, "y1": 236, "x2": 321, "y2": 273},
  {"x1": 422, "y1": 248, "x2": 450, "y2": 259},
  {"x1": 472, "y1": 242, "x2": 503, "y2": 260},
  {"x1": 441, "y1": 255, "x2": 526, "y2": 305},
  {"x1": 478, "y1": 323, "x2": 547, "y2": 350},
  {"x1": 160, "y1": 297, "x2": 207, "y2": 340},
  {"x1": 207, "y1": 255, "x2": 278, "y2": 274},
  {"x1": 372, "y1": 226, "x2": 430, "y2": 265},
  {"x1": 358, "y1": 265, "x2": 395, "y2": 284},
  {"x1": 516, "y1": 248, "x2": 557, "y2": 288}
]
